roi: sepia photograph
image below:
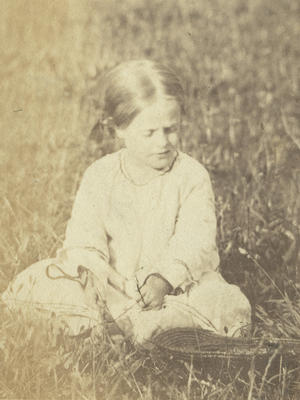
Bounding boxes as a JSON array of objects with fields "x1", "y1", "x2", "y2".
[{"x1": 1, "y1": 0, "x2": 300, "y2": 398}]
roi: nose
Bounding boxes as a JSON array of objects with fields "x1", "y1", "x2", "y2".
[{"x1": 155, "y1": 128, "x2": 169, "y2": 148}]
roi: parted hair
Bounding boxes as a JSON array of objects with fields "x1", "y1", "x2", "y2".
[{"x1": 101, "y1": 59, "x2": 185, "y2": 129}]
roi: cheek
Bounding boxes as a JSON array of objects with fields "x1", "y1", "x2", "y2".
[
  {"x1": 124, "y1": 133, "x2": 137, "y2": 149},
  {"x1": 169, "y1": 133, "x2": 179, "y2": 146},
  {"x1": 127, "y1": 136, "x2": 147, "y2": 154}
]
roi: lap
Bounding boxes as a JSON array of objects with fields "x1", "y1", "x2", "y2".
[{"x1": 2, "y1": 264, "x2": 251, "y2": 341}]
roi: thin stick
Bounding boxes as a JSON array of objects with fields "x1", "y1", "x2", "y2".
[
  {"x1": 247, "y1": 356, "x2": 256, "y2": 400},
  {"x1": 258, "y1": 347, "x2": 280, "y2": 399}
]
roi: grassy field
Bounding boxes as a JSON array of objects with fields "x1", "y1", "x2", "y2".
[{"x1": 1, "y1": 0, "x2": 300, "y2": 398}]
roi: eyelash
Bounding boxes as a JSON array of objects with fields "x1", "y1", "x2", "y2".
[
  {"x1": 164, "y1": 126, "x2": 178, "y2": 134},
  {"x1": 144, "y1": 126, "x2": 178, "y2": 137},
  {"x1": 144, "y1": 130, "x2": 155, "y2": 137}
]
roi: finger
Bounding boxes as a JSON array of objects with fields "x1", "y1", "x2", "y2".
[
  {"x1": 141, "y1": 299, "x2": 155, "y2": 311},
  {"x1": 143, "y1": 299, "x2": 162, "y2": 311},
  {"x1": 144, "y1": 292, "x2": 159, "y2": 309},
  {"x1": 136, "y1": 297, "x2": 144, "y2": 305},
  {"x1": 141, "y1": 291, "x2": 152, "y2": 306},
  {"x1": 150, "y1": 295, "x2": 164, "y2": 308},
  {"x1": 135, "y1": 287, "x2": 148, "y2": 307},
  {"x1": 142, "y1": 305, "x2": 154, "y2": 311},
  {"x1": 149, "y1": 300, "x2": 162, "y2": 310},
  {"x1": 140, "y1": 285, "x2": 147, "y2": 298}
]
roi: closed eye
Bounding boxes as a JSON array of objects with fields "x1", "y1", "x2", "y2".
[
  {"x1": 164, "y1": 124, "x2": 179, "y2": 134},
  {"x1": 143, "y1": 124, "x2": 179, "y2": 137},
  {"x1": 143, "y1": 129, "x2": 155, "y2": 137}
]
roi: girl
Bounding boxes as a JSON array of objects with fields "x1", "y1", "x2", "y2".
[{"x1": 2, "y1": 60, "x2": 251, "y2": 344}]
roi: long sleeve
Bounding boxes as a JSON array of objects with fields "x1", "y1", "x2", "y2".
[
  {"x1": 57, "y1": 162, "x2": 110, "y2": 281},
  {"x1": 154, "y1": 167, "x2": 219, "y2": 289}
]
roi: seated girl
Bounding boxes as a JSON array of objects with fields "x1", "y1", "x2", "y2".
[{"x1": 2, "y1": 60, "x2": 251, "y2": 344}]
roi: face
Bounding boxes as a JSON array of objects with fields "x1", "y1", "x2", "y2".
[{"x1": 116, "y1": 98, "x2": 181, "y2": 170}]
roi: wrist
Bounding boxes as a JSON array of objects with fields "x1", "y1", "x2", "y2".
[{"x1": 157, "y1": 259, "x2": 191, "y2": 290}]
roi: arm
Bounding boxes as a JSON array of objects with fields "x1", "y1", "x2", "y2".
[
  {"x1": 57, "y1": 163, "x2": 110, "y2": 281},
  {"x1": 152, "y1": 168, "x2": 219, "y2": 290}
]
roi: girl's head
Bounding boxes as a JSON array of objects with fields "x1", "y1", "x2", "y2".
[
  {"x1": 102, "y1": 59, "x2": 185, "y2": 170},
  {"x1": 102, "y1": 59, "x2": 184, "y2": 129}
]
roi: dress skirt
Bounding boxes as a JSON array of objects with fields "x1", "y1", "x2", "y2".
[{"x1": 1, "y1": 258, "x2": 252, "y2": 344}]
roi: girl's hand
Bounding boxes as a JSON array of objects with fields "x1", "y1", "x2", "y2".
[{"x1": 139, "y1": 274, "x2": 172, "y2": 310}]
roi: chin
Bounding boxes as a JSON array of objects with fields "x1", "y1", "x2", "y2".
[
  {"x1": 151, "y1": 160, "x2": 171, "y2": 170},
  {"x1": 151, "y1": 152, "x2": 176, "y2": 170}
]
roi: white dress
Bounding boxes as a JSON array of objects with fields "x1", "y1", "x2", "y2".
[{"x1": 2, "y1": 150, "x2": 251, "y2": 343}]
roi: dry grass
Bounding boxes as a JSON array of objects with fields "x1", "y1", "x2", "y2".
[{"x1": 0, "y1": 0, "x2": 299, "y2": 398}]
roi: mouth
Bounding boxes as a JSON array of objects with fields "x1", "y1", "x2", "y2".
[{"x1": 156, "y1": 150, "x2": 170, "y2": 156}]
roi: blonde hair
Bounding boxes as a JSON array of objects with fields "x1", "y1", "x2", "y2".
[{"x1": 101, "y1": 59, "x2": 185, "y2": 129}]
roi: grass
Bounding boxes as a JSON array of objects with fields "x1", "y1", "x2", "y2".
[{"x1": 1, "y1": 0, "x2": 300, "y2": 398}]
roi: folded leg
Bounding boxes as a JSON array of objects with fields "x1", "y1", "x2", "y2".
[
  {"x1": 128, "y1": 271, "x2": 251, "y2": 345},
  {"x1": 1, "y1": 258, "x2": 106, "y2": 335}
]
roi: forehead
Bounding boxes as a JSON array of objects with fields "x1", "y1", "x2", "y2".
[{"x1": 130, "y1": 98, "x2": 180, "y2": 130}]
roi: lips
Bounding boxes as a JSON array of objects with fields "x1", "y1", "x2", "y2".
[{"x1": 156, "y1": 150, "x2": 170, "y2": 156}]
